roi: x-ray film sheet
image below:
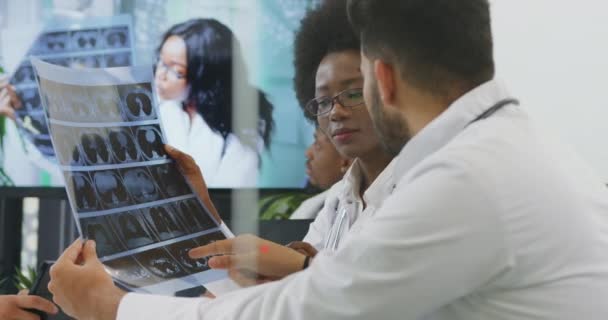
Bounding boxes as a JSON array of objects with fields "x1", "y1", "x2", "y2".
[
  {"x1": 31, "y1": 58, "x2": 234, "y2": 295},
  {"x1": 8, "y1": 15, "x2": 135, "y2": 161}
]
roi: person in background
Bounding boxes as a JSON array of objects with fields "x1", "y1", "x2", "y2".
[
  {"x1": 155, "y1": 18, "x2": 274, "y2": 187},
  {"x1": 289, "y1": 126, "x2": 352, "y2": 219},
  {"x1": 0, "y1": 293, "x2": 57, "y2": 320}
]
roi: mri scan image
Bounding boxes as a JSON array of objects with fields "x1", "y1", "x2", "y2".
[
  {"x1": 108, "y1": 128, "x2": 140, "y2": 163},
  {"x1": 12, "y1": 64, "x2": 36, "y2": 85},
  {"x1": 70, "y1": 29, "x2": 100, "y2": 51},
  {"x1": 105, "y1": 256, "x2": 161, "y2": 289},
  {"x1": 80, "y1": 215, "x2": 125, "y2": 257},
  {"x1": 134, "y1": 247, "x2": 186, "y2": 280},
  {"x1": 104, "y1": 52, "x2": 131, "y2": 67},
  {"x1": 141, "y1": 205, "x2": 187, "y2": 242},
  {"x1": 102, "y1": 26, "x2": 129, "y2": 49},
  {"x1": 80, "y1": 131, "x2": 113, "y2": 165},
  {"x1": 118, "y1": 85, "x2": 155, "y2": 121},
  {"x1": 150, "y1": 163, "x2": 191, "y2": 199},
  {"x1": 67, "y1": 172, "x2": 100, "y2": 212},
  {"x1": 135, "y1": 125, "x2": 165, "y2": 160},
  {"x1": 108, "y1": 210, "x2": 157, "y2": 250},
  {"x1": 37, "y1": 31, "x2": 70, "y2": 54},
  {"x1": 19, "y1": 88, "x2": 42, "y2": 112},
  {"x1": 192, "y1": 231, "x2": 227, "y2": 251},
  {"x1": 165, "y1": 239, "x2": 209, "y2": 273},
  {"x1": 93, "y1": 170, "x2": 131, "y2": 209},
  {"x1": 174, "y1": 199, "x2": 217, "y2": 233},
  {"x1": 122, "y1": 167, "x2": 160, "y2": 203}
]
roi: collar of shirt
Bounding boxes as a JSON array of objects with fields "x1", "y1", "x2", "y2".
[
  {"x1": 391, "y1": 79, "x2": 513, "y2": 187},
  {"x1": 340, "y1": 157, "x2": 397, "y2": 212}
]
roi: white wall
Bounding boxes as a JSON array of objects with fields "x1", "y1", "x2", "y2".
[{"x1": 491, "y1": 0, "x2": 608, "y2": 181}]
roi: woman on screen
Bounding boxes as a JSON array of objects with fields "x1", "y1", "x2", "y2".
[{"x1": 155, "y1": 18, "x2": 274, "y2": 188}]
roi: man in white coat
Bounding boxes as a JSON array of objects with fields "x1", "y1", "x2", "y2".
[{"x1": 48, "y1": 1, "x2": 608, "y2": 319}]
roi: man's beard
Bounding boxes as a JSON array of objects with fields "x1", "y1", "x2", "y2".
[{"x1": 368, "y1": 79, "x2": 410, "y2": 156}]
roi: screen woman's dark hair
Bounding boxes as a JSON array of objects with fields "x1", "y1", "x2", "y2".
[
  {"x1": 347, "y1": 0, "x2": 495, "y2": 95},
  {"x1": 158, "y1": 18, "x2": 274, "y2": 152},
  {"x1": 293, "y1": 0, "x2": 360, "y2": 122}
]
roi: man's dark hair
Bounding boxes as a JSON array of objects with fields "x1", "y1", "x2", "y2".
[
  {"x1": 294, "y1": 0, "x2": 360, "y2": 122},
  {"x1": 347, "y1": 0, "x2": 495, "y2": 95}
]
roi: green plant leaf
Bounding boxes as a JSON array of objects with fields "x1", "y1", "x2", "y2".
[{"x1": 13, "y1": 266, "x2": 38, "y2": 291}]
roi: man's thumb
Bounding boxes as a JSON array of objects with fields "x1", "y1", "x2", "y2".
[{"x1": 82, "y1": 240, "x2": 99, "y2": 263}]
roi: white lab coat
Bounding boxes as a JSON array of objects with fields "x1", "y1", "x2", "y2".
[
  {"x1": 159, "y1": 100, "x2": 259, "y2": 188},
  {"x1": 300, "y1": 158, "x2": 396, "y2": 250},
  {"x1": 288, "y1": 190, "x2": 327, "y2": 220},
  {"x1": 118, "y1": 79, "x2": 608, "y2": 319}
]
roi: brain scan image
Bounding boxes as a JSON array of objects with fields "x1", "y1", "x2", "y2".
[
  {"x1": 192, "y1": 231, "x2": 227, "y2": 252},
  {"x1": 122, "y1": 167, "x2": 159, "y2": 203},
  {"x1": 109, "y1": 210, "x2": 156, "y2": 250},
  {"x1": 108, "y1": 128, "x2": 139, "y2": 163},
  {"x1": 104, "y1": 52, "x2": 131, "y2": 67},
  {"x1": 68, "y1": 172, "x2": 99, "y2": 211},
  {"x1": 80, "y1": 216, "x2": 124, "y2": 257},
  {"x1": 13, "y1": 64, "x2": 36, "y2": 85},
  {"x1": 120, "y1": 87, "x2": 154, "y2": 121},
  {"x1": 39, "y1": 32, "x2": 69, "y2": 54},
  {"x1": 135, "y1": 126, "x2": 165, "y2": 160},
  {"x1": 93, "y1": 170, "x2": 130, "y2": 209},
  {"x1": 134, "y1": 247, "x2": 186, "y2": 280},
  {"x1": 150, "y1": 163, "x2": 191, "y2": 199},
  {"x1": 20, "y1": 88, "x2": 42, "y2": 112},
  {"x1": 175, "y1": 199, "x2": 216, "y2": 233},
  {"x1": 142, "y1": 205, "x2": 186, "y2": 241},
  {"x1": 71, "y1": 29, "x2": 100, "y2": 51},
  {"x1": 105, "y1": 256, "x2": 161, "y2": 288},
  {"x1": 80, "y1": 132, "x2": 112, "y2": 165},
  {"x1": 102, "y1": 27, "x2": 129, "y2": 49},
  {"x1": 165, "y1": 239, "x2": 209, "y2": 273}
]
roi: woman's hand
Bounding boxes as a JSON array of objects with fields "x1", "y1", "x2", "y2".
[
  {"x1": 0, "y1": 292, "x2": 58, "y2": 320},
  {"x1": 189, "y1": 234, "x2": 307, "y2": 287},
  {"x1": 0, "y1": 80, "x2": 22, "y2": 121},
  {"x1": 286, "y1": 241, "x2": 318, "y2": 258},
  {"x1": 164, "y1": 144, "x2": 222, "y2": 223}
]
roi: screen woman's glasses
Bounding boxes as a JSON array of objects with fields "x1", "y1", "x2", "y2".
[
  {"x1": 305, "y1": 88, "x2": 365, "y2": 117},
  {"x1": 155, "y1": 59, "x2": 186, "y2": 80}
]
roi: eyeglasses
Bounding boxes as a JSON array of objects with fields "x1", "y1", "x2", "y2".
[
  {"x1": 156, "y1": 59, "x2": 186, "y2": 80},
  {"x1": 305, "y1": 88, "x2": 365, "y2": 117}
]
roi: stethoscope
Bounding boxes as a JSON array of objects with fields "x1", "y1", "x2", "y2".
[
  {"x1": 324, "y1": 199, "x2": 359, "y2": 251},
  {"x1": 322, "y1": 98, "x2": 519, "y2": 252}
]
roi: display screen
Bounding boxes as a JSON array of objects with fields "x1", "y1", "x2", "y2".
[{"x1": 0, "y1": 1, "x2": 317, "y2": 188}]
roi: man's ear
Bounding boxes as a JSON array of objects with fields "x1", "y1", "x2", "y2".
[{"x1": 373, "y1": 60, "x2": 397, "y2": 106}]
